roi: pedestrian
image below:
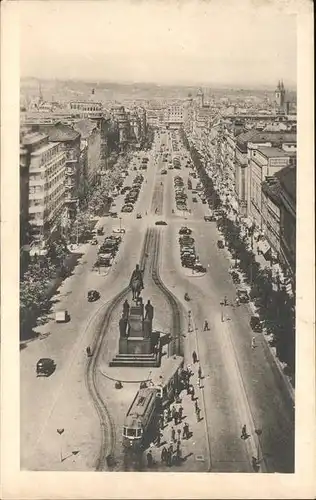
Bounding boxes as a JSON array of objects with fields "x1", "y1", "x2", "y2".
[
  {"x1": 196, "y1": 407, "x2": 201, "y2": 422},
  {"x1": 192, "y1": 350, "x2": 197, "y2": 364},
  {"x1": 156, "y1": 431, "x2": 161, "y2": 447},
  {"x1": 251, "y1": 336, "x2": 256, "y2": 349},
  {"x1": 167, "y1": 406, "x2": 172, "y2": 422},
  {"x1": 172, "y1": 405, "x2": 176, "y2": 420},
  {"x1": 176, "y1": 446, "x2": 182, "y2": 463},
  {"x1": 235, "y1": 297, "x2": 240, "y2": 307},
  {"x1": 198, "y1": 365, "x2": 202, "y2": 379},
  {"x1": 186, "y1": 383, "x2": 190, "y2": 395},
  {"x1": 166, "y1": 449, "x2": 172, "y2": 467},
  {"x1": 164, "y1": 408, "x2": 169, "y2": 425},
  {"x1": 241, "y1": 424, "x2": 247, "y2": 439},
  {"x1": 161, "y1": 446, "x2": 167, "y2": 463},
  {"x1": 183, "y1": 422, "x2": 190, "y2": 440},
  {"x1": 194, "y1": 399, "x2": 199, "y2": 412},
  {"x1": 203, "y1": 320, "x2": 209, "y2": 331},
  {"x1": 224, "y1": 295, "x2": 228, "y2": 306},
  {"x1": 86, "y1": 346, "x2": 92, "y2": 357},
  {"x1": 171, "y1": 427, "x2": 176, "y2": 442},
  {"x1": 169, "y1": 443, "x2": 173, "y2": 455},
  {"x1": 147, "y1": 450, "x2": 153, "y2": 468},
  {"x1": 197, "y1": 377, "x2": 201, "y2": 389},
  {"x1": 177, "y1": 428, "x2": 181, "y2": 440},
  {"x1": 178, "y1": 405, "x2": 183, "y2": 421},
  {"x1": 174, "y1": 410, "x2": 178, "y2": 425},
  {"x1": 191, "y1": 385, "x2": 195, "y2": 401}
]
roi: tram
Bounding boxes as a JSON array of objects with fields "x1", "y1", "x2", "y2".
[{"x1": 122, "y1": 355, "x2": 184, "y2": 450}]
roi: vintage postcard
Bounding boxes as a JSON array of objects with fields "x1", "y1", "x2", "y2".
[{"x1": 1, "y1": 0, "x2": 315, "y2": 498}]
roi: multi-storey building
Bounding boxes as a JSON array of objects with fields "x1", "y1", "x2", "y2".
[
  {"x1": 40, "y1": 124, "x2": 81, "y2": 219},
  {"x1": 73, "y1": 119, "x2": 101, "y2": 185},
  {"x1": 248, "y1": 146, "x2": 291, "y2": 229},
  {"x1": 164, "y1": 105, "x2": 184, "y2": 129},
  {"x1": 69, "y1": 100, "x2": 103, "y2": 121},
  {"x1": 20, "y1": 131, "x2": 66, "y2": 241},
  {"x1": 276, "y1": 165, "x2": 296, "y2": 279},
  {"x1": 261, "y1": 176, "x2": 281, "y2": 259},
  {"x1": 111, "y1": 105, "x2": 130, "y2": 149}
]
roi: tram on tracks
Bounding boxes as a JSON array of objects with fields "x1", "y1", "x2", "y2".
[{"x1": 122, "y1": 355, "x2": 184, "y2": 450}]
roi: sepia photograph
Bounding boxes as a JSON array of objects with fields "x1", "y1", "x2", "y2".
[{"x1": 1, "y1": 0, "x2": 315, "y2": 498}]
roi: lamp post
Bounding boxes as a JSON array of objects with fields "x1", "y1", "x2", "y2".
[
  {"x1": 119, "y1": 217, "x2": 122, "y2": 230},
  {"x1": 220, "y1": 302, "x2": 224, "y2": 322},
  {"x1": 57, "y1": 428, "x2": 65, "y2": 462},
  {"x1": 255, "y1": 428, "x2": 263, "y2": 464}
]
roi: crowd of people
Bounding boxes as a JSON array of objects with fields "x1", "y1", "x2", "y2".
[{"x1": 145, "y1": 353, "x2": 204, "y2": 469}]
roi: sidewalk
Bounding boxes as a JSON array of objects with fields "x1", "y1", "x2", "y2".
[{"x1": 144, "y1": 316, "x2": 209, "y2": 472}]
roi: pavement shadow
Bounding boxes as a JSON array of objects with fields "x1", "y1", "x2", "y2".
[{"x1": 182, "y1": 452, "x2": 193, "y2": 461}]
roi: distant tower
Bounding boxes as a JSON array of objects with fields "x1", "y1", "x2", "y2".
[
  {"x1": 197, "y1": 88, "x2": 204, "y2": 108},
  {"x1": 275, "y1": 80, "x2": 286, "y2": 111},
  {"x1": 38, "y1": 82, "x2": 43, "y2": 105}
]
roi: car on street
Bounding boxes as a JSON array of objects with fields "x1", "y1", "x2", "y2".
[
  {"x1": 88, "y1": 290, "x2": 100, "y2": 302},
  {"x1": 36, "y1": 358, "x2": 56, "y2": 377},
  {"x1": 192, "y1": 197, "x2": 198, "y2": 203},
  {"x1": 250, "y1": 315, "x2": 263, "y2": 332},
  {"x1": 136, "y1": 213, "x2": 142, "y2": 219},
  {"x1": 109, "y1": 211, "x2": 118, "y2": 218},
  {"x1": 121, "y1": 204, "x2": 133, "y2": 213},
  {"x1": 161, "y1": 169, "x2": 167, "y2": 174},
  {"x1": 113, "y1": 228, "x2": 126, "y2": 234},
  {"x1": 155, "y1": 220, "x2": 167, "y2": 226},
  {"x1": 179, "y1": 226, "x2": 192, "y2": 235}
]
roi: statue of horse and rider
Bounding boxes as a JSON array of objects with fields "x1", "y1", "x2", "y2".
[{"x1": 129, "y1": 264, "x2": 144, "y2": 301}]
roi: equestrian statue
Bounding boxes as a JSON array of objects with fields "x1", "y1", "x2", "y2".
[{"x1": 129, "y1": 264, "x2": 144, "y2": 301}]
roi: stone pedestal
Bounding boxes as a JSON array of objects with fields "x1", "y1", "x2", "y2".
[{"x1": 119, "y1": 337, "x2": 152, "y2": 355}]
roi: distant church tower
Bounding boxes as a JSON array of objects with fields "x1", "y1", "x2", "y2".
[
  {"x1": 275, "y1": 80, "x2": 286, "y2": 112},
  {"x1": 197, "y1": 88, "x2": 204, "y2": 108}
]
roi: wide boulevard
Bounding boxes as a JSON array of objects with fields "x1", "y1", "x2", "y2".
[{"x1": 20, "y1": 129, "x2": 294, "y2": 473}]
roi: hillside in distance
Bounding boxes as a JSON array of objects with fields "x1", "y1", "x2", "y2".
[{"x1": 21, "y1": 77, "x2": 296, "y2": 104}]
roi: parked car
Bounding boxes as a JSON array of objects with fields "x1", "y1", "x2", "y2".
[
  {"x1": 161, "y1": 169, "x2": 167, "y2": 174},
  {"x1": 192, "y1": 197, "x2": 198, "y2": 203},
  {"x1": 36, "y1": 358, "x2": 56, "y2": 377},
  {"x1": 136, "y1": 213, "x2": 142, "y2": 219},
  {"x1": 113, "y1": 228, "x2": 126, "y2": 234},
  {"x1": 250, "y1": 315, "x2": 263, "y2": 333},
  {"x1": 55, "y1": 310, "x2": 70, "y2": 323},
  {"x1": 179, "y1": 227, "x2": 192, "y2": 235},
  {"x1": 155, "y1": 220, "x2": 167, "y2": 226},
  {"x1": 88, "y1": 290, "x2": 100, "y2": 302},
  {"x1": 121, "y1": 204, "x2": 133, "y2": 213}
]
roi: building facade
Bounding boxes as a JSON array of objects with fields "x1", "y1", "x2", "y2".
[
  {"x1": 21, "y1": 131, "x2": 66, "y2": 241},
  {"x1": 261, "y1": 176, "x2": 281, "y2": 258},
  {"x1": 276, "y1": 165, "x2": 296, "y2": 278},
  {"x1": 248, "y1": 146, "x2": 290, "y2": 229}
]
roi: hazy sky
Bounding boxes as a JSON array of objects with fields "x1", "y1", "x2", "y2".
[{"x1": 19, "y1": 0, "x2": 297, "y2": 87}]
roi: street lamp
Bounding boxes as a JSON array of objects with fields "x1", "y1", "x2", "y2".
[
  {"x1": 220, "y1": 302, "x2": 224, "y2": 322},
  {"x1": 119, "y1": 217, "x2": 122, "y2": 230},
  {"x1": 56, "y1": 428, "x2": 65, "y2": 462},
  {"x1": 255, "y1": 428, "x2": 263, "y2": 464}
]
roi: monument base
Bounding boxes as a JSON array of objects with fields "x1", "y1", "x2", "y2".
[{"x1": 119, "y1": 337, "x2": 152, "y2": 355}]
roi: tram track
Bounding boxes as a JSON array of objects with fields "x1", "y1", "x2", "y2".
[
  {"x1": 86, "y1": 223, "x2": 185, "y2": 470},
  {"x1": 85, "y1": 227, "x2": 154, "y2": 471}
]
